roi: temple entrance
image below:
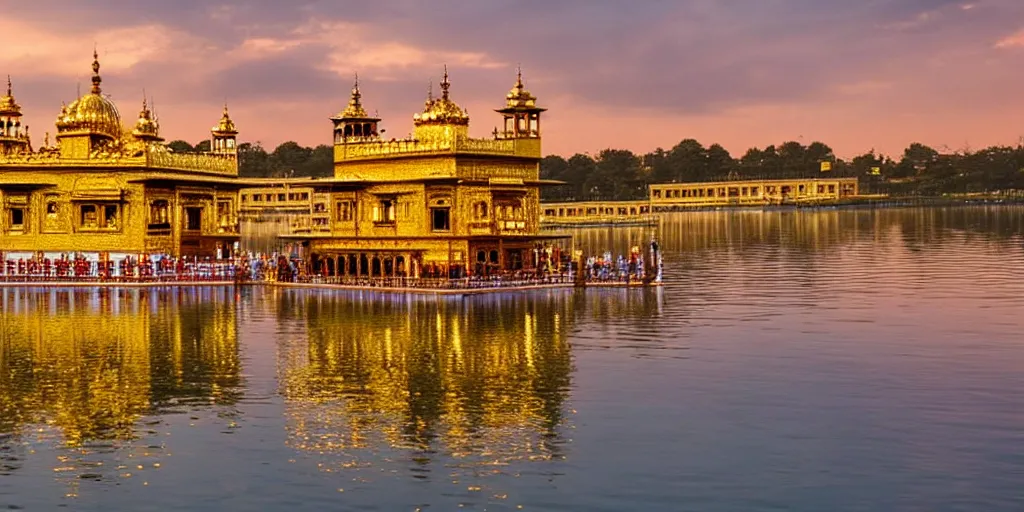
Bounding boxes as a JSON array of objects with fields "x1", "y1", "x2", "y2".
[{"x1": 305, "y1": 251, "x2": 425, "y2": 279}]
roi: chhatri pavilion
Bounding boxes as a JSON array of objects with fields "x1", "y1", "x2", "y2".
[{"x1": 0, "y1": 52, "x2": 244, "y2": 263}]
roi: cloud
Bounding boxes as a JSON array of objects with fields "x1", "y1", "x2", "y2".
[
  {"x1": 3, "y1": 0, "x2": 1024, "y2": 159},
  {"x1": 994, "y1": 29, "x2": 1024, "y2": 48}
]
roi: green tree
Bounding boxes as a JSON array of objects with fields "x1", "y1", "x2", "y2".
[
  {"x1": 270, "y1": 141, "x2": 313, "y2": 174},
  {"x1": 893, "y1": 142, "x2": 939, "y2": 178},
  {"x1": 540, "y1": 155, "x2": 571, "y2": 200},
  {"x1": 587, "y1": 149, "x2": 643, "y2": 200},
  {"x1": 665, "y1": 139, "x2": 707, "y2": 182},
  {"x1": 238, "y1": 142, "x2": 272, "y2": 177},
  {"x1": 563, "y1": 153, "x2": 597, "y2": 200},
  {"x1": 706, "y1": 143, "x2": 735, "y2": 178},
  {"x1": 167, "y1": 140, "x2": 193, "y2": 153},
  {"x1": 300, "y1": 144, "x2": 334, "y2": 177}
]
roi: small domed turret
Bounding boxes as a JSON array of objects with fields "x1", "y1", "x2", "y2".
[
  {"x1": 0, "y1": 76, "x2": 31, "y2": 156},
  {"x1": 211, "y1": 104, "x2": 238, "y2": 157},
  {"x1": 331, "y1": 74, "x2": 380, "y2": 143},
  {"x1": 495, "y1": 67, "x2": 545, "y2": 139},
  {"x1": 131, "y1": 97, "x2": 163, "y2": 143},
  {"x1": 413, "y1": 66, "x2": 469, "y2": 127}
]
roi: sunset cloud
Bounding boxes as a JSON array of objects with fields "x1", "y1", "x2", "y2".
[
  {"x1": 1, "y1": 0, "x2": 1024, "y2": 159},
  {"x1": 994, "y1": 29, "x2": 1024, "y2": 48}
]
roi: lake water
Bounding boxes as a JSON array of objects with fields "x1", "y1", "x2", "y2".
[{"x1": 1, "y1": 206, "x2": 1023, "y2": 511}]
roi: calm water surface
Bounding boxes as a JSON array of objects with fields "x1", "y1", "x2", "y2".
[{"x1": 1, "y1": 206, "x2": 1023, "y2": 511}]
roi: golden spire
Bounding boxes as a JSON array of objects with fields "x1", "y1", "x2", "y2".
[
  {"x1": 0, "y1": 75, "x2": 22, "y2": 116},
  {"x1": 340, "y1": 73, "x2": 368, "y2": 118},
  {"x1": 213, "y1": 102, "x2": 238, "y2": 134},
  {"x1": 132, "y1": 93, "x2": 161, "y2": 141},
  {"x1": 440, "y1": 64, "x2": 450, "y2": 100},
  {"x1": 90, "y1": 48, "x2": 102, "y2": 95},
  {"x1": 502, "y1": 66, "x2": 541, "y2": 110},
  {"x1": 412, "y1": 66, "x2": 468, "y2": 126}
]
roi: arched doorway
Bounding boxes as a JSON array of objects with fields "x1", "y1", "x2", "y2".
[{"x1": 371, "y1": 256, "x2": 381, "y2": 277}]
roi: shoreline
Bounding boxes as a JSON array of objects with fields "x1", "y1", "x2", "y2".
[
  {"x1": 538, "y1": 197, "x2": 1024, "y2": 225},
  {"x1": 653, "y1": 196, "x2": 1024, "y2": 212},
  {"x1": 0, "y1": 279, "x2": 661, "y2": 294}
]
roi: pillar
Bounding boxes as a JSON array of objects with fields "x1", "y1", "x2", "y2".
[{"x1": 498, "y1": 239, "x2": 505, "y2": 271}]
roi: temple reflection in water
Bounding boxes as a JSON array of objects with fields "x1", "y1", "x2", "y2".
[
  {"x1": 272, "y1": 289, "x2": 576, "y2": 468},
  {"x1": 0, "y1": 287, "x2": 240, "y2": 486}
]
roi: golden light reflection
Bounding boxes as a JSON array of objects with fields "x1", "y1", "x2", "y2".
[
  {"x1": 276, "y1": 291, "x2": 575, "y2": 471},
  {"x1": 568, "y1": 206, "x2": 1024, "y2": 259},
  {"x1": 0, "y1": 287, "x2": 240, "y2": 483}
]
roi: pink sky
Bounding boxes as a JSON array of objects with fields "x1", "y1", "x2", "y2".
[{"x1": 2, "y1": 1, "x2": 1024, "y2": 160}]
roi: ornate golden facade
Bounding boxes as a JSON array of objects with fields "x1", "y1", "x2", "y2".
[
  {"x1": 0, "y1": 52, "x2": 243, "y2": 262},
  {"x1": 248, "y1": 67, "x2": 563, "y2": 277},
  {"x1": 2, "y1": 55, "x2": 563, "y2": 274}
]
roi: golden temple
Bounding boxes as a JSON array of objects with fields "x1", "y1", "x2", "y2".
[
  {"x1": 1, "y1": 53, "x2": 564, "y2": 279},
  {"x1": 244, "y1": 66, "x2": 565, "y2": 278},
  {"x1": 0, "y1": 51, "x2": 243, "y2": 262}
]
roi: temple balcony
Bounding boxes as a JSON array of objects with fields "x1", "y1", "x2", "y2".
[
  {"x1": 334, "y1": 136, "x2": 541, "y2": 162},
  {"x1": 0, "y1": 149, "x2": 238, "y2": 176},
  {"x1": 146, "y1": 151, "x2": 238, "y2": 176}
]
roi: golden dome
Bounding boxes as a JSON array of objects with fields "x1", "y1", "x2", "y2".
[
  {"x1": 338, "y1": 74, "x2": 369, "y2": 118},
  {"x1": 505, "y1": 68, "x2": 538, "y2": 109},
  {"x1": 0, "y1": 76, "x2": 22, "y2": 116},
  {"x1": 212, "y1": 104, "x2": 238, "y2": 135},
  {"x1": 131, "y1": 97, "x2": 162, "y2": 142},
  {"x1": 55, "y1": 51, "x2": 123, "y2": 140},
  {"x1": 413, "y1": 67, "x2": 469, "y2": 126}
]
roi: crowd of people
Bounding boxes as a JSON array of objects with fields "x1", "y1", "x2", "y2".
[
  {"x1": 0, "y1": 253, "x2": 252, "y2": 282},
  {"x1": 0, "y1": 242, "x2": 663, "y2": 287},
  {"x1": 584, "y1": 242, "x2": 663, "y2": 284}
]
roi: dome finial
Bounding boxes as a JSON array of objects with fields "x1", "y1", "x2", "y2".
[
  {"x1": 440, "y1": 65, "x2": 450, "y2": 100},
  {"x1": 213, "y1": 100, "x2": 237, "y2": 134},
  {"x1": 5, "y1": 75, "x2": 11, "y2": 97},
  {"x1": 516, "y1": 64, "x2": 522, "y2": 86},
  {"x1": 90, "y1": 47, "x2": 102, "y2": 94},
  {"x1": 340, "y1": 74, "x2": 368, "y2": 118}
]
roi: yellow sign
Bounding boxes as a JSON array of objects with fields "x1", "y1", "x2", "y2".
[
  {"x1": 820, "y1": 161, "x2": 832, "y2": 172},
  {"x1": 870, "y1": 167, "x2": 881, "y2": 175}
]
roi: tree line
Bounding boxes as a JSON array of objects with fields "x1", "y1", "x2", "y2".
[
  {"x1": 539, "y1": 139, "x2": 1024, "y2": 201},
  {"x1": 168, "y1": 138, "x2": 1024, "y2": 197},
  {"x1": 167, "y1": 140, "x2": 334, "y2": 178}
]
